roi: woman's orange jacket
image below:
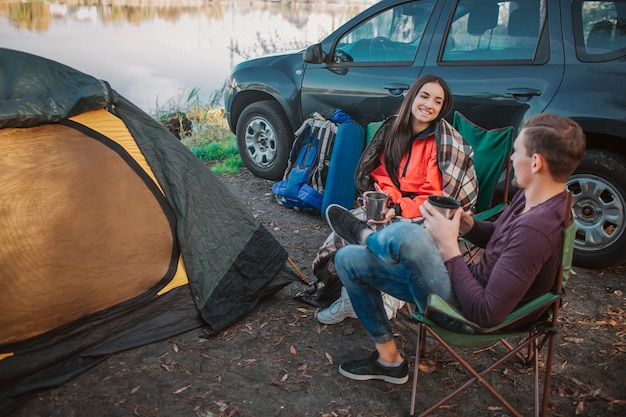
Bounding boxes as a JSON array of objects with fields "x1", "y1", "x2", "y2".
[{"x1": 370, "y1": 132, "x2": 443, "y2": 218}]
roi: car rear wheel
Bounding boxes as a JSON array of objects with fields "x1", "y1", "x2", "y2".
[
  {"x1": 236, "y1": 100, "x2": 293, "y2": 180},
  {"x1": 567, "y1": 150, "x2": 626, "y2": 268}
]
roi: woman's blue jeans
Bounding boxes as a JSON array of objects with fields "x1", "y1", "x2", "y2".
[{"x1": 334, "y1": 222, "x2": 462, "y2": 344}]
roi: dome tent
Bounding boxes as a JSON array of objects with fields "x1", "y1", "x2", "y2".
[{"x1": 0, "y1": 48, "x2": 298, "y2": 413}]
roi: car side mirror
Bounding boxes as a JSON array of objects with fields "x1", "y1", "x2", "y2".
[{"x1": 303, "y1": 43, "x2": 325, "y2": 64}]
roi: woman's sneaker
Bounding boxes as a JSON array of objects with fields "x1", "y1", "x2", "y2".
[
  {"x1": 382, "y1": 293, "x2": 405, "y2": 319},
  {"x1": 316, "y1": 288, "x2": 405, "y2": 325},
  {"x1": 339, "y1": 350, "x2": 409, "y2": 384},
  {"x1": 316, "y1": 287, "x2": 356, "y2": 324}
]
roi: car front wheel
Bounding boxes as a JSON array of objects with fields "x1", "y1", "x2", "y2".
[
  {"x1": 236, "y1": 100, "x2": 293, "y2": 180},
  {"x1": 567, "y1": 150, "x2": 626, "y2": 268}
]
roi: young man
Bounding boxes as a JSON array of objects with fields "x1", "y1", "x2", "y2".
[{"x1": 325, "y1": 113, "x2": 586, "y2": 384}]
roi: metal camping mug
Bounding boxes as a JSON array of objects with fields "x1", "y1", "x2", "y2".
[
  {"x1": 427, "y1": 195, "x2": 461, "y2": 219},
  {"x1": 358, "y1": 191, "x2": 389, "y2": 221}
]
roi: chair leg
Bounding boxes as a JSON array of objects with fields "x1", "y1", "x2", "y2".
[
  {"x1": 533, "y1": 340, "x2": 540, "y2": 417},
  {"x1": 411, "y1": 327, "x2": 555, "y2": 417},
  {"x1": 540, "y1": 333, "x2": 557, "y2": 417},
  {"x1": 409, "y1": 323, "x2": 424, "y2": 416},
  {"x1": 500, "y1": 337, "x2": 530, "y2": 364}
]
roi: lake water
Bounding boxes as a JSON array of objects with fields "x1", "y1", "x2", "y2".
[{"x1": 0, "y1": 0, "x2": 374, "y2": 113}]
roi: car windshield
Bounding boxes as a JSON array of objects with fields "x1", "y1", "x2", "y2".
[{"x1": 333, "y1": 0, "x2": 437, "y2": 63}]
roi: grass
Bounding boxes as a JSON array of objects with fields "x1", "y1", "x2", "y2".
[{"x1": 151, "y1": 86, "x2": 243, "y2": 176}]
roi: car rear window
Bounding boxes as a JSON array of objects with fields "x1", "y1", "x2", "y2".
[{"x1": 573, "y1": 0, "x2": 626, "y2": 62}]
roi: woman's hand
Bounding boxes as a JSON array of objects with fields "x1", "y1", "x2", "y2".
[
  {"x1": 368, "y1": 182, "x2": 395, "y2": 224},
  {"x1": 368, "y1": 206, "x2": 396, "y2": 224},
  {"x1": 421, "y1": 200, "x2": 463, "y2": 261}
]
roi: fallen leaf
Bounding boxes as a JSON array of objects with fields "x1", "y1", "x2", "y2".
[
  {"x1": 290, "y1": 345, "x2": 297, "y2": 355},
  {"x1": 281, "y1": 373, "x2": 288, "y2": 382},
  {"x1": 172, "y1": 343, "x2": 179, "y2": 353},
  {"x1": 571, "y1": 377, "x2": 589, "y2": 389},
  {"x1": 418, "y1": 360, "x2": 436, "y2": 374},
  {"x1": 575, "y1": 401, "x2": 584, "y2": 414},
  {"x1": 214, "y1": 401, "x2": 228, "y2": 408},
  {"x1": 241, "y1": 358, "x2": 257, "y2": 367},
  {"x1": 325, "y1": 352, "x2": 333, "y2": 365},
  {"x1": 564, "y1": 337, "x2": 584, "y2": 343},
  {"x1": 172, "y1": 384, "x2": 191, "y2": 395},
  {"x1": 130, "y1": 386, "x2": 140, "y2": 394}
]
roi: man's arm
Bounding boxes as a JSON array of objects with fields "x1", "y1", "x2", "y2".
[
  {"x1": 461, "y1": 216, "x2": 496, "y2": 249},
  {"x1": 447, "y1": 225, "x2": 553, "y2": 327}
]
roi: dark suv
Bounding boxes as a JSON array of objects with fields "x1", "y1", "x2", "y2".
[{"x1": 224, "y1": 0, "x2": 626, "y2": 268}]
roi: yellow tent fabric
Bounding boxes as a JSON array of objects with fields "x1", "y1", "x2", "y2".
[{"x1": 0, "y1": 114, "x2": 179, "y2": 345}]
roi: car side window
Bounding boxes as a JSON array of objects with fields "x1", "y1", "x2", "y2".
[
  {"x1": 441, "y1": 0, "x2": 546, "y2": 63},
  {"x1": 573, "y1": 0, "x2": 626, "y2": 62},
  {"x1": 332, "y1": 0, "x2": 436, "y2": 64}
]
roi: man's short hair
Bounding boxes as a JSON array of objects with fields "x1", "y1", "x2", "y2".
[{"x1": 522, "y1": 114, "x2": 586, "y2": 182}]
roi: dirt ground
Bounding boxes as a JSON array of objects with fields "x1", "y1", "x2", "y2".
[{"x1": 7, "y1": 169, "x2": 626, "y2": 417}]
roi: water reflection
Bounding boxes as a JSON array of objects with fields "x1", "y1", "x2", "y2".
[{"x1": 0, "y1": 0, "x2": 374, "y2": 112}]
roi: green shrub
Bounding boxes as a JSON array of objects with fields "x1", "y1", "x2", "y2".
[{"x1": 152, "y1": 85, "x2": 243, "y2": 175}]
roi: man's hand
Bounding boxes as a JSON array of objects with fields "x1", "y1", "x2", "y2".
[
  {"x1": 458, "y1": 209, "x2": 475, "y2": 235},
  {"x1": 421, "y1": 200, "x2": 463, "y2": 261}
]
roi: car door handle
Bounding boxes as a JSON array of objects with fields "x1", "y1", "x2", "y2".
[
  {"x1": 506, "y1": 88, "x2": 542, "y2": 102},
  {"x1": 384, "y1": 83, "x2": 410, "y2": 96}
]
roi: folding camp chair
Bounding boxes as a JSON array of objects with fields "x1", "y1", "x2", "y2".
[
  {"x1": 409, "y1": 191, "x2": 575, "y2": 417},
  {"x1": 452, "y1": 111, "x2": 514, "y2": 263}
]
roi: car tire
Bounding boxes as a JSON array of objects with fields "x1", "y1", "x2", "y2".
[
  {"x1": 236, "y1": 100, "x2": 293, "y2": 180},
  {"x1": 567, "y1": 150, "x2": 626, "y2": 268}
]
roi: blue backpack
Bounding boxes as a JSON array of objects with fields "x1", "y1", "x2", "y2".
[{"x1": 272, "y1": 110, "x2": 355, "y2": 212}]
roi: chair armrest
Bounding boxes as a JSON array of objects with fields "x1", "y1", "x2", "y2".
[
  {"x1": 474, "y1": 202, "x2": 507, "y2": 221},
  {"x1": 424, "y1": 292, "x2": 562, "y2": 334}
]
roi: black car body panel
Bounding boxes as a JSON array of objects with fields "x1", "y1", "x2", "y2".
[{"x1": 224, "y1": 0, "x2": 626, "y2": 268}]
